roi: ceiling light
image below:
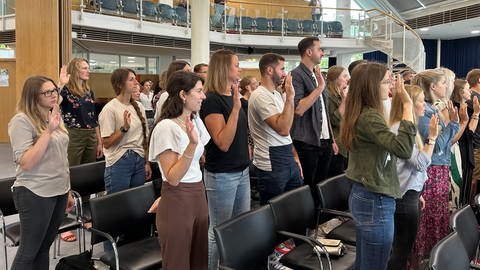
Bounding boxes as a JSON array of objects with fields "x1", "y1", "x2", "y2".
[
  {"x1": 127, "y1": 56, "x2": 136, "y2": 59},
  {"x1": 109, "y1": 61, "x2": 117, "y2": 64},
  {"x1": 419, "y1": 27, "x2": 429, "y2": 31},
  {"x1": 472, "y1": 30, "x2": 480, "y2": 34},
  {"x1": 128, "y1": 60, "x2": 135, "y2": 63}
]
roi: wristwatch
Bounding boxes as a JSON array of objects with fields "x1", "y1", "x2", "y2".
[
  {"x1": 120, "y1": 126, "x2": 129, "y2": 133},
  {"x1": 425, "y1": 138, "x2": 436, "y2": 145}
]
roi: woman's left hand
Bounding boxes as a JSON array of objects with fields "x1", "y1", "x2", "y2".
[
  {"x1": 65, "y1": 192, "x2": 76, "y2": 213},
  {"x1": 145, "y1": 162, "x2": 152, "y2": 180},
  {"x1": 58, "y1": 65, "x2": 70, "y2": 89},
  {"x1": 419, "y1": 195, "x2": 426, "y2": 210}
]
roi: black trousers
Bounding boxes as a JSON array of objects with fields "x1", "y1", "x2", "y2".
[
  {"x1": 387, "y1": 190, "x2": 422, "y2": 270},
  {"x1": 11, "y1": 186, "x2": 68, "y2": 270},
  {"x1": 293, "y1": 139, "x2": 333, "y2": 189}
]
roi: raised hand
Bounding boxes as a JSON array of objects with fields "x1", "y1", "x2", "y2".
[
  {"x1": 314, "y1": 66, "x2": 325, "y2": 93},
  {"x1": 185, "y1": 115, "x2": 199, "y2": 145},
  {"x1": 428, "y1": 113, "x2": 439, "y2": 140},
  {"x1": 459, "y1": 102, "x2": 469, "y2": 125},
  {"x1": 232, "y1": 81, "x2": 241, "y2": 111},
  {"x1": 123, "y1": 110, "x2": 131, "y2": 130},
  {"x1": 447, "y1": 100, "x2": 459, "y2": 123},
  {"x1": 48, "y1": 104, "x2": 61, "y2": 132},
  {"x1": 473, "y1": 96, "x2": 480, "y2": 115},
  {"x1": 58, "y1": 65, "x2": 70, "y2": 88},
  {"x1": 284, "y1": 73, "x2": 295, "y2": 99},
  {"x1": 395, "y1": 74, "x2": 412, "y2": 106}
]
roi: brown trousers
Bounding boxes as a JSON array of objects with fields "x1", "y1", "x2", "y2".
[{"x1": 157, "y1": 181, "x2": 208, "y2": 270}]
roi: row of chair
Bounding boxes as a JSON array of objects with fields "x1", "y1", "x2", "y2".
[
  {"x1": 214, "y1": 174, "x2": 356, "y2": 270},
  {"x1": 90, "y1": 1, "x2": 344, "y2": 37},
  {"x1": 429, "y1": 202, "x2": 480, "y2": 270}
]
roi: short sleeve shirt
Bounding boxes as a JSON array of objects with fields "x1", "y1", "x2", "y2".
[{"x1": 60, "y1": 86, "x2": 98, "y2": 129}]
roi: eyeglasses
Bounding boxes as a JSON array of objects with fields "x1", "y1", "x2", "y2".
[
  {"x1": 381, "y1": 80, "x2": 392, "y2": 85},
  {"x1": 40, "y1": 88, "x2": 59, "y2": 97}
]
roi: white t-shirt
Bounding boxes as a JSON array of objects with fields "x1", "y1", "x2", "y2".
[
  {"x1": 248, "y1": 85, "x2": 292, "y2": 171},
  {"x1": 154, "y1": 92, "x2": 169, "y2": 123},
  {"x1": 149, "y1": 116, "x2": 210, "y2": 183},
  {"x1": 99, "y1": 98, "x2": 148, "y2": 167},
  {"x1": 140, "y1": 92, "x2": 154, "y2": 111}
]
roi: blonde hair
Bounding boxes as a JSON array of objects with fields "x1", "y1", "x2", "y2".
[
  {"x1": 436, "y1": 67, "x2": 455, "y2": 100},
  {"x1": 412, "y1": 69, "x2": 445, "y2": 102},
  {"x1": 66, "y1": 58, "x2": 90, "y2": 97},
  {"x1": 326, "y1": 65, "x2": 346, "y2": 97},
  {"x1": 389, "y1": 84, "x2": 424, "y2": 150},
  {"x1": 204, "y1": 49, "x2": 236, "y2": 94},
  {"x1": 17, "y1": 76, "x2": 67, "y2": 134}
]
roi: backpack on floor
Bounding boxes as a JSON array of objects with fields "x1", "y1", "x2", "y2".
[{"x1": 55, "y1": 250, "x2": 96, "y2": 270}]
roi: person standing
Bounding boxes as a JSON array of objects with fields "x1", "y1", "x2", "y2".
[
  {"x1": 291, "y1": 37, "x2": 335, "y2": 193},
  {"x1": 9, "y1": 76, "x2": 75, "y2": 269},
  {"x1": 199, "y1": 49, "x2": 250, "y2": 270},
  {"x1": 140, "y1": 79, "x2": 154, "y2": 129},
  {"x1": 248, "y1": 53, "x2": 303, "y2": 205},
  {"x1": 340, "y1": 63, "x2": 416, "y2": 270},
  {"x1": 149, "y1": 71, "x2": 209, "y2": 270}
]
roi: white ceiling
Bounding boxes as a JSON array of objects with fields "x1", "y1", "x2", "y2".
[{"x1": 415, "y1": 17, "x2": 480, "y2": 40}]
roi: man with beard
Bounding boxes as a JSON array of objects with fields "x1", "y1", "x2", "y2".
[
  {"x1": 291, "y1": 37, "x2": 334, "y2": 194},
  {"x1": 248, "y1": 53, "x2": 303, "y2": 205}
]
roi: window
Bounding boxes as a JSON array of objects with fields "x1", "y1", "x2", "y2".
[{"x1": 89, "y1": 53, "x2": 119, "y2": 73}]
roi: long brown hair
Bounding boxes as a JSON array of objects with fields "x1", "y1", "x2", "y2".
[
  {"x1": 326, "y1": 65, "x2": 346, "y2": 97},
  {"x1": 66, "y1": 57, "x2": 90, "y2": 96},
  {"x1": 110, "y1": 68, "x2": 148, "y2": 151},
  {"x1": 17, "y1": 76, "x2": 67, "y2": 134},
  {"x1": 204, "y1": 49, "x2": 236, "y2": 94},
  {"x1": 339, "y1": 62, "x2": 387, "y2": 151},
  {"x1": 160, "y1": 71, "x2": 202, "y2": 121},
  {"x1": 389, "y1": 84, "x2": 424, "y2": 150},
  {"x1": 451, "y1": 79, "x2": 468, "y2": 104}
]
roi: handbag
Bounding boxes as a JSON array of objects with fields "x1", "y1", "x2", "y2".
[{"x1": 55, "y1": 250, "x2": 96, "y2": 270}]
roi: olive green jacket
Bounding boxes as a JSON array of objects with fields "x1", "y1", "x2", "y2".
[
  {"x1": 328, "y1": 91, "x2": 347, "y2": 156},
  {"x1": 345, "y1": 108, "x2": 416, "y2": 198}
]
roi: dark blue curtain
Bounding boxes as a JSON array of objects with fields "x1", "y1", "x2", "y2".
[
  {"x1": 363, "y1": 51, "x2": 388, "y2": 64},
  {"x1": 328, "y1": 57, "x2": 337, "y2": 67},
  {"x1": 440, "y1": 36, "x2": 480, "y2": 78},
  {"x1": 422, "y1": 39, "x2": 437, "y2": 70}
]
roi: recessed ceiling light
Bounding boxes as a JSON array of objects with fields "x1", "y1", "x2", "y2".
[
  {"x1": 419, "y1": 28, "x2": 429, "y2": 31},
  {"x1": 128, "y1": 60, "x2": 135, "y2": 63},
  {"x1": 472, "y1": 30, "x2": 480, "y2": 34},
  {"x1": 127, "y1": 56, "x2": 136, "y2": 59},
  {"x1": 109, "y1": 61, "x2": 117, "y2": 64}
]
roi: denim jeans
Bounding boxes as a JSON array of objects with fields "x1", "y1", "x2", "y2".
[
  {"x1": 11, "y1": 186, "x2": 68, "y2": 270},
  {"x1": 387, "y1": 190, "x2": 421, "y2": 270},
  {"x1": 349, "y1": 182, "x2": 396, "y2": 270},
  {"x1": 205, "y1": 167, "x2": 250, "y2": 270},
  {"x1": 104, "y1": 150, "x2": 146, "y2": 194}
]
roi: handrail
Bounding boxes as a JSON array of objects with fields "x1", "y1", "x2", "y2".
[
  {"x1": 225, "y1": 0, "x2": 364, "y2": 12},
  {"x1": 365, "y1": 8, "x2": 422, "y2": 41}
]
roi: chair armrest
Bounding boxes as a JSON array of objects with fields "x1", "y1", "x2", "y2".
[
  {"x1": 219, "y1": 265, "x2": 235, "y2": 270},
  {"x1": 276, "y1": 230, "x2": 332, "y2": 270},
  {"x1": 319, "y1": 208, "x2": 352, "y2": 219},
  {"x1": 87, "y1": 227, "x2": 120, "y2": 270}
]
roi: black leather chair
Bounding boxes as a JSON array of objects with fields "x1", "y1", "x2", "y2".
[
  {"x1": 268, "y1": 185, "x2": 355, "y2": 270},
  {"x1": 316, "y1": 174, "x2": 356, "y2": 245},
  {"x1": 450, "y1": 205, "x2": 480, "y2": 264},
  {"x1": 0, "y1": 177, "x2": 19, "y2": 270},
  {"x1": 214, "y1": 205, "x2": 277, "y2": 270},
  {"x1": 88, "y1": 182, "x2": 161, "y2": 270},
  {"x1": 429, "y1": 231, "x2": 471, "y2": 270},
  {"x1": 54, "y1": 160, "x2": 106, "y2": 257}
]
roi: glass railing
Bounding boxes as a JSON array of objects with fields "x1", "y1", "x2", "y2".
[
  {"x1": 0, "y1": 0, "x2": 15, "y2": 16},
  {"x1": 363, "y1": 8, "x2": 425, "y2": 72}
]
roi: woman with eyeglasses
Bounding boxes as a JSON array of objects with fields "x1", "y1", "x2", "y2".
[
  {"x1": 8, "y1": 76, "x2": 75, "y2": 269},
  {"x1": 339, "y1": 62, "x2": 416, "y2": 270}
]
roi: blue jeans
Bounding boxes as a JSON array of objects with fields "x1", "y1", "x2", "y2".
[
  {"x1": 104, "y1": 150, "x2": 146, "y2": 194},
  {"x1": 349, "y1": 182, "x2": 396, "y2": 270},
  {"x1": 205, "y1": 167, "x2": 250, "y2": 270}
]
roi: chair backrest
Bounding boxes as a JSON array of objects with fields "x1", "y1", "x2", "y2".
[
  {"x1": 429, "y1": 231, "x2": 470, "y2": 270},
  {"x1": 0, "y1": 177, "x2": 16, "y2": 216},
  {"x1": 142, "y1": 1, "x2": 157, "y2": 16},
  {"x1": 240, "y1": 16, "x2": 253, "y2": 29},
  {"x1": 302, "y1": 20, "x2": 313, "y2": 33},
  {"x1": 286, "y1": 19, "x2": 298, "y2": 31},
  {"x1": 214, "y1": 205, "x2": 276, "y2": 270},
  {"x1": 122, "y1": 0, "x2": 138, "y2": 14},
  {"x1": 158, "y1": 3, "x2": 174, "y2": 20},
  {"x1": 255, "y1": 17, "x2": 269, "y2": 31},
  {"x1": 316, "y1": 174, "x2": 351, "y2": 211},
  {"x1": 89, "y1": 182, "x2": 156, "y2": 245},
  {"x1": 268, "y1": 185, "x2": 316, "y2": 236},
  {"x1": 175, "y1": 6, "x2": 188, "y2": 22},
  {"x1": 271, "y1": 18, "x2": 283, "y2": 31},
  {"x1": 101, "y1": 0, "x2": 118, "y2": 11},
  {"x1": 450, "y1": 205, "x2": 479, "y2": 259},
  {"x1": 69, "y1": 161, "x2": 106, "y2": 197}
]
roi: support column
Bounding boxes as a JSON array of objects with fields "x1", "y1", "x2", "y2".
[
  {"x1": 436, "y1": 39, "x2": 441, "y2": 68},
  {"x1": 15, "y1": 0, "x2": 71, "y2": 95},
  {"x1": 336, "y1": 0, "x2": 351, "y2": 38},
  {"x1": 335, "y1": 53, "x2": 354, "y2": 70},
  {"x1": 191, "y1": 0, "x2": 210, "y2": 66}
]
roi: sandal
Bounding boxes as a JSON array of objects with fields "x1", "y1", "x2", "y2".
[{"x1": 60, "y1": 231, "x2": 77, "y2": 242}]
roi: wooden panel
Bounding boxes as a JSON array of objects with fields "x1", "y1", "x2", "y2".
[
  {"x1": 0, "y1": 59, "x2": 16, "y2": 143},
  {"x1": 226, "y1": 0, "x2": 312, "y2": 19},
  {"x1": 89, "y1": 73, "x2": 160, "y2": 99},
  {"x1": 61, "y1": 0, "x2": 73, "y2": 66},
  {"x1": 241, "y1": 68, "x2": 260, "y2": 80}
]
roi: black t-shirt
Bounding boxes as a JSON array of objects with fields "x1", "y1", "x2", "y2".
[
  {"x1": 468, "y1": 91, "x2": 480, "y2": 149},
  {"x1": 200, "y1": 92, "x2": 249, "y2": 173}
]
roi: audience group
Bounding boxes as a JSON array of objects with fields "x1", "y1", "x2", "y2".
[{"x1": 8, "y1": 35, "x2": 480, "y2": 270}]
